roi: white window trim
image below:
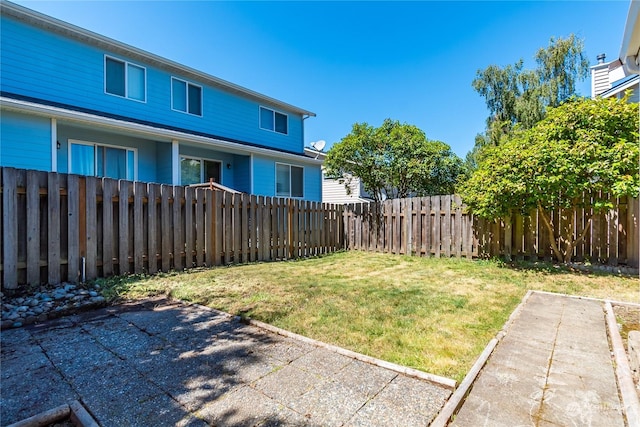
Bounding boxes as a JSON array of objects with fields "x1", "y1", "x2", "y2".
[
  {"x1": 259, "y1": 106, "x2": 289, "y2": 135},
  {"x1": 275, "y1": 162, "x2": 304, "y2": 198},
  {"x1": 104, "y1": 55, "x2": 147, "y2": 103},
  {"x1": 68, "y1": 139, "x2": 138, "y2": 180},
  {"x1": 179, "y1": 155, "x2": 222, "y2": 185},
  {"x1": 171, "y1": 77, "x2": 203, "y2": 116}
]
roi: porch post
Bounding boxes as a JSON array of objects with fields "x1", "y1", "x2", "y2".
[{"x1": 172, "y1": 139, "x2": 179, "y2": 185}]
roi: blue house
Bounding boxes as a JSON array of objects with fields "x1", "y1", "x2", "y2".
[{"x1": 0, "y1": 1, "x2": 322, "y2": 201}]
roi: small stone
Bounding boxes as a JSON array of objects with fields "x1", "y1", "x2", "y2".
[
  {"x1": 72, "y1": 295, "x2": 86, "y2": 301},
  {"x1": 7, "y1": 313, "x2": 20, "y2": 321},
  {"x1": 63, "y1": 284, "x2": 76, "y2": 292},
  {"x1": 12, "y1": 322, "x2": 22, "y2": 328},
  {"x1": 1, "y1": 320, "x2": 13, "y2": 329},
  {"x1": 53, "y1": 293, "x2": 66, "y2": 301},
  {"x1": 89, "y1": 291, "x2": 99, "y2": 297},
  {"x1": 93, "y1": 284, "x2": 101, "y2": 290},
  {"x1": 25, "y1": 311, "x2": 35, "y2": 317},
  {"x1": 17, "y1": 306, "x2": 28, "y2": 312},
  {"x1": 41, "y1": 297, "x2": 53, "y2": 302},
  {"x1": 78, "y1": 290, "x2": 89, "y2": 295},
  {"x1": 3, "y1": 303, "x2": 15, "y2": 310},
  {"x1": 28, "y1": 299, "x2": 39, "y2": 307},
  {"x1": 15, "y1": 298, "x2": 25, "y2": 304},
  {"x1": 23, "y1": 316, "x2": 36, "y2": 326},
  {"x1": 32, "y1": 307, "x2": 43, "y2": 315},
  {"x1": 90, "y1": 296, "x2": 106, "y2": 304},
  {"x1": 37, "y1": 314, "x2": 48, "y2": 322},
  {"x1": 65, "y1": 293, "x2": 75, "y2": 299}
]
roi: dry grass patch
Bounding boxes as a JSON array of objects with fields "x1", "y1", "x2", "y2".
[{"x1": 99, "y1": 251, "x2": 639, "y2": 382}]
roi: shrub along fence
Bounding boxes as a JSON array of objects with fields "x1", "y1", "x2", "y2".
[
  {"x1": 1, "y1": 167, "x2": 638, "y2": 290},
  {"x1": 1, "y1": 167, "x2": 343, "y2": 289},
  {"x1": 342, "y1": 194, "x2": 639, "y2": 267}
]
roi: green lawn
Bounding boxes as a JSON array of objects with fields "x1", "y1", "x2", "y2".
[{"x1": 98, "y1": 251, "x2": 639, "y2": 382}]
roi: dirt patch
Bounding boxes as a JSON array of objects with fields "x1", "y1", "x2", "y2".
[{"x1": 614, "y1": 304, "x2": 640, "y2": 341}]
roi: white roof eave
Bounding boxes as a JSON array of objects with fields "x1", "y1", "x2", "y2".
[{"x1": 619, "y1": 0, "x2": 640, "y2": 74}]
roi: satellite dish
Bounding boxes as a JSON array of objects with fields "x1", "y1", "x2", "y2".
[{"x1": 311, "y1": 140, "x2": 326, "y2": 152}]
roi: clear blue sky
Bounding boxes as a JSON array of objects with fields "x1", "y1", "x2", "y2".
[{"x1": 15, "y1": 0, "x2": 632, "y2": 158}]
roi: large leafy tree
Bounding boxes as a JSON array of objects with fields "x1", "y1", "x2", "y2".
[
  {"x1": 471, "y1": 34, "x2": 590, "y2": 148},
  {"x1": 325, "y1": 119, "x2": 464, "y2": 203},
  {"x1": 460, "y1": 96, "x2": 639, "y2": 263}
]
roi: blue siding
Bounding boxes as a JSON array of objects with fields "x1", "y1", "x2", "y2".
[
  {"x1": 0, "y1": 110, "x2": 51, "y2": 170},
  {"x1": 1, "y1": 15, "x2": 305, "y2": 155},
  {"x1": 155, "y1": 143, "x2": 172, "y2": 184},
  {"x1": 252, "y1": 155, "x2": 321, "y2": 201},
  {"x1": 233, "y1": 154, "x2": 251, "y2": 193}
]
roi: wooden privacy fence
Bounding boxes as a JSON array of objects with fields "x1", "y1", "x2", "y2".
[
  {"x1": 342, "y1": 195, "x2": 639, "y2": 267},
  {"x1": 1, "y1": 167, "x2": 344, "y2": 289}
]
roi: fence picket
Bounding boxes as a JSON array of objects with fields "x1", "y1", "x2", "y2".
[{"x1": 147, "y1": 183, "x2": 158, "y2": 274}]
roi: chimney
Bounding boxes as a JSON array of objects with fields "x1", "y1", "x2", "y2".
[{"x1": 591, "y1": 53, "x2": 610, "y2": 98}]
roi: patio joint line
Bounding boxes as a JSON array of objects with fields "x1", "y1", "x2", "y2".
[{"x1": 531, "y1": 300, "x2": 565, "y2": 427}]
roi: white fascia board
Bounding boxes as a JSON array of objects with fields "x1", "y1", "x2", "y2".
[
  {"x1": 0, "y1": 96, "x2": 324, "y2": 166},
  {"x1": 1, "y1": 0, "x2": 316, "y2": 117},
  {"x1": 601, "y1": 76, "x2": 640, "y2": 98}
]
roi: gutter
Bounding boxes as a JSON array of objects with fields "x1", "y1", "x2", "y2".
[{"x1": 620, "y1": 0, "x2": 640, "y2": 74}]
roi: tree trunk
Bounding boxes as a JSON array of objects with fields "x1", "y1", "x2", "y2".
[{"x1": 537, "y1": 203, "x2": 591, "y2": 264}]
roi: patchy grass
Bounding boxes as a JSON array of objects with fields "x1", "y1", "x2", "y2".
[{"x1": 97, "y1": 251, "x2": 639, "y2": 382}]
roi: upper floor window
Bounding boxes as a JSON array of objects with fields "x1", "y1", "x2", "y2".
[
  {"x1": 172, "y1": 78, "x2": 202, "y2": 116},
  {"x1": 260, "y1": 107, "x2": 288, "y2": 135},
  {"x1": 276, "y1": 163, "x2": 303, "y2": 198},
  {"x1": 69, "y1": 140, "x2": 136, "y2": 180},
  {"x1": 105, "y1": 56, "x2": 146, "y2": 102}
]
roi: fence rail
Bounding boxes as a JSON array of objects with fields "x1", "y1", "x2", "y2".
[
  {"x1": 2, "y1": 167, "x2": 638, "y2": 290},
  {"x1": 1, "y1": 167, "x2": 343, "y2": 289}
]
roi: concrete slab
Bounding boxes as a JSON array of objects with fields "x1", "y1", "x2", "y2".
[
  {"x1": 1, "y1": 298, "x2": 452, "y2": 426},
  {"x1": 452, "y1": 292, "x2": 626, "y2": 427}
]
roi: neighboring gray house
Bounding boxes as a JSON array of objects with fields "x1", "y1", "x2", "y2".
[
  {"x1": 591, "y1": 0, "x2": 640, "y2": 99},
  {"x1": 304, "y1": 147, "x2": 373, "y2": 204}
]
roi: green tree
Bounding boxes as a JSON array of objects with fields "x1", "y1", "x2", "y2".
[
  {"x1": 460, "y1": 96, "x2": 639, "y2": 263},
  {"x1": 471, "y1": 34, "x2": 590, "y2": 148},
  {"x1": 325, "y1": 119, "x2": 464, "y2": 203}
]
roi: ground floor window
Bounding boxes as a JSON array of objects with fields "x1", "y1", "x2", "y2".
[
  {"x1": 180, "y1": 157, "x2": 221, "y2": 185},
  {"x1": 276, "y1": 163, "x2": 303, "y2": 198},
  {"x1": 69, "y1": 140, "x2": 135, "y2": 180}
]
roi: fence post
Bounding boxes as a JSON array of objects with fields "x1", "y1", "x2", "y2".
[
  {"x1": 67, "y1": 174, "x2": 80, "y2": 283},
  {"x1": 48, "y1": 172, "x2": 61, "y2": 284},
  {"x1": 2, "y1": 168, "x2": 18, "y2": 289}
]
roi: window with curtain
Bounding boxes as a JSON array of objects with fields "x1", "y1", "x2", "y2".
[
  {"x1": 276, "y1": 163, "x2": 303, "y2": 197},
  {"x1": 260, "y1": 107, "x2": 288, "y2": 135},
  {"x1": 105, "y1": 56, "x2": 146, "y2": 102},
  {"x1": 70, "y1": 141, "x2": 135, "y2": 180},
  {"x1": 172, "y1": 77, "x2": 202, "y2": 116}
]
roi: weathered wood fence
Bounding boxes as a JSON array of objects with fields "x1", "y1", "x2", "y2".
[
  {"x1": 2, "y1": 167, "x2": 638, "y2": 289},
  {"x1": 342, "y1": 195, "x2": 639, "y2": 267},
  {"x1": 1, "y1": 167, "x2": 343, "y2": 289}
]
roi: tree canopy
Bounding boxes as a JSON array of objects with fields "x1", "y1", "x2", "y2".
[
  {"x1": 472, "y1": 34, "x2": 590, "y2": 147},
  {"x1": 459, "y1": 96, "x2": 639, "y2": 262},
  {"x1": 324, "y1": 119, "x2": 464, "y2": 203}
]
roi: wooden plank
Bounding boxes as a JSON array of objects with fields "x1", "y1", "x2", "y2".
[
  {"x1": 26, "y1": 170, "x2": 41, "y2": 285},
  {"x1": 147, "y1": 183, "x2": 158, "y2": 274},
  {"x1": 118, "y1": 181, "x2": 130, "y2": 275},
  {"x1": 195, "y1": 189, "x2": 205, "y2": 267},
  {"x1": 607, "y1": 196, "x2": 619, "y2": 266},
  {"x1": 160, "y1": 185, "x2": 171, "y2": 272},
  {"x1": 249, "y1": 194, "x2": 257, "y2": 262},
  {"x1": 67, "y1": 174, "x2": 80, "y2": 282},
  {"x1": 102, "y1": 179, "x2": 114, "y2": 276},
  {"x1": 172, "y1": 186, "x2": 184, "y2": 271},
  {"x1": 453, "y1": 196, "x2": 462, "y2": 258},
  {"x1": 432, "y1": 196, "x2": 441, "y2": 258},
  {"x1": 270, "y1": 197, "x2": 279, "y2": 259},
  {"x1": 232, "y1": 193, "x2": 241, "y2": 263},
  {"x1": 206, "y1": 189, "x2": 216, "y2": 266},
  {"x1": 85, "y1": 176, "x2": 97, "y2": 280},
  {"x1": 241, "y1": 193, "x2": 249, "y2": 263},
  {"x1": 292, "y1": 199, "x2": 299, "y2": 258},
  {"x1": 3, "y1": 168, "x2": 18, "y2": 288},
  {"x1": 442, "y1": 195, "x2": 451, "y2": 257},
  {"x1": 223, "y1": 191, "x2": 232, "y2": 264},
  {"x1": 133, "y1": 182, "x2": 145, "y2": 274},
  {"x1": 262, "y1": 197, "x2": 271, "y2": 260},
  {"x1": 627, "y1": 197, "x2": 639, "y2": 267},
  {"x1": 184, "y1": 186, "x2": 194, "y2": 269},
  {"x1": 47, "y1": 172, "x2": 61, "y2": 284},
  {"x1": 287, "y1": 199, "x2": 294, "y2": 258},
  {"x1": 214, "y1": 190, "x2": 223, "y2": 266},
  {"x1": 503, "y1": 214, "x2": 513, "y2": 262}
]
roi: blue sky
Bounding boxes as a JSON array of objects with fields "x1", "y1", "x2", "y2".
[{"x1": 15, "y1": 1, "x2": 632, "y2": 158}]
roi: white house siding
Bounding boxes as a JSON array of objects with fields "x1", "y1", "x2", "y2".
[{"x1": 322, "y1": 176, "x2": 371, "y2": 204}]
